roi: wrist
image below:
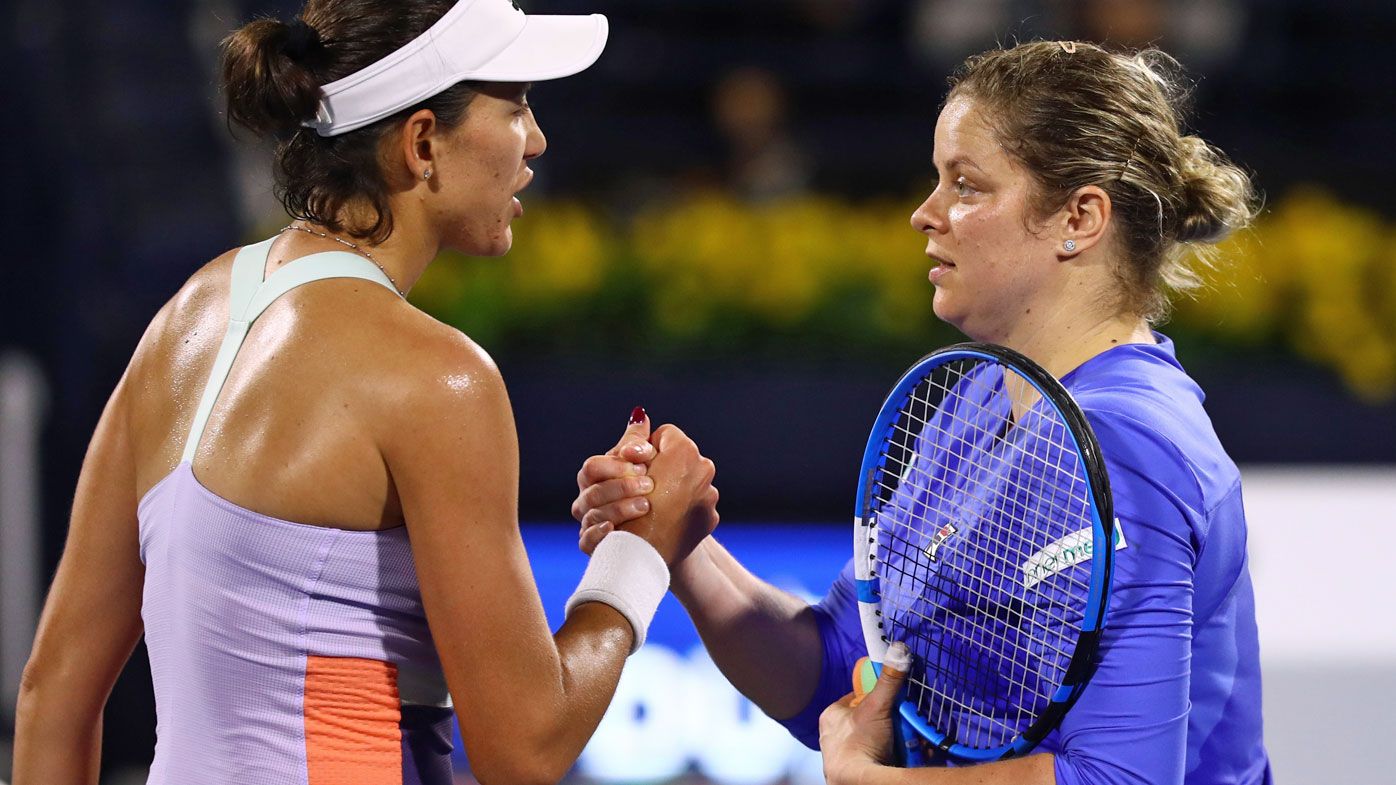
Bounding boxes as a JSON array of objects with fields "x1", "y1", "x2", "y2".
[
  {"x1": 827, "y1": 760, "x2": 883, "y2": 785},
  {"x1": 853, "y1": 761, "x2": 892, "y2": 785},
  {"x1": 565, "y1": 530, "x2": 670, "y2": 653},
  {"x1": 668, "y1": 536, "x2": 716, "y2": 602}
]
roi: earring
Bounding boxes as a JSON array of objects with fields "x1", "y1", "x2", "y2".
[
  {"x1": 423, "y1": 168, "x2": 433, "y2": 181},
  {"x1": 1063, "y1": 240, "x2": 1077, "y2": 252}
]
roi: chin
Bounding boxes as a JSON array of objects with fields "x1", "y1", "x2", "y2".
[
  {"x1": 480, "y1": 238, "x2": 513, "y2": 257},
  {"x1": 933, "y1": 297, "x2": 983, "y2": 340},
  {"x1": 490, "y1": 228, "x2": 515, "y2": 256},
  {"x1": 931, "y1": 291, "x2": 963, "y2": 328},
  {"x1": 452, "y1": 228, "x2": 514, "y2": 257}
]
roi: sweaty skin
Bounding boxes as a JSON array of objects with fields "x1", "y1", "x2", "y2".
[{"x1": 14, "y1": 83, "x2": 719, "y2": 785}]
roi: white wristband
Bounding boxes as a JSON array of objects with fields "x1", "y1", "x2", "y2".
[{"x1": 564, "y1": 530, "x2": 670, "y2": 654}]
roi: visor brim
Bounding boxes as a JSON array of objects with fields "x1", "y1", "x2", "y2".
[{"x1": 465, "y1": 13, "x2": 609, "y2": 82}]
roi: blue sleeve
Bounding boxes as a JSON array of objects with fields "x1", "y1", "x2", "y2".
[
  {"x1": 1049, "y1": 411, "x2": 1199, "y2": 785},
  {"x1": 773, "y1": 557, "x2": 869, "y2": 749}
]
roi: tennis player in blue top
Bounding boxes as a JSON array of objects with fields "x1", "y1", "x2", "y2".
[{"x1": 573, "y1": 40, "x2": 1270, "y2": 785}]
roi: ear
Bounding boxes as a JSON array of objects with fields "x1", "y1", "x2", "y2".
[
  {"x1": 1058, "y1": 185, "x2": 1111, "y2": 259},
  {"x1": 394, "y1": 108, "x2": 441, "y2": 188}
]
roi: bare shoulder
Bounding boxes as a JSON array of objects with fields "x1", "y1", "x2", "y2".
[
  {"x1": 168, "y1": 249, "x2": 238, "y2": 319},
  {"x1": 129, "y1": 249, "x2": 238, "y2": 370},
  {"x1": 384, "y1": 310, "x2": 505, "y2": 401},
  {"x1": 371, "y1": 310, "x2": 520, "y2": 542},
  {"x1": 111, "y1": 249, "x2": 241, "y2": 487},
  {"x1": 371, "y1": 309, "x2": 515, "y2": 447}
]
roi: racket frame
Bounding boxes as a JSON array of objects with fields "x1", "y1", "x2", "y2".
[{"x1": 852, "y1": 342, "x2": 1115, "y2": 763}]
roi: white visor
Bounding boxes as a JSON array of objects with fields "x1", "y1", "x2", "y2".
[{"x1": 305, "y1": 0, "x2": 608, "y2": 137}]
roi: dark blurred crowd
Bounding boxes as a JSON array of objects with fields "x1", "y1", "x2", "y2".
[
  {"x1": 2, "y1": 0, "x2": 1392, "y2": 551},
  {"x1": 6, "y1": 0, "x2": 1394, "y2": 336},
  {"x1": 2, "y1": 0, "x2": 1392, "y2": 522}
]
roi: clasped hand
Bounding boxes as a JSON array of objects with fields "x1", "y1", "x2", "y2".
[{"x1": 571, "y1": 410, "x2": 719, "y2": 565}]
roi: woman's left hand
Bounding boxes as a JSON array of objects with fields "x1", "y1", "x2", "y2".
[{"x1": 818, "y1": 642, "x2": 912, "y2": 785}]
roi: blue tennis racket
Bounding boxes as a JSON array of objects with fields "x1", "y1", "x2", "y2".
[{"x1": 853, "y1": 342, "x2": 1115, "y2": 765}]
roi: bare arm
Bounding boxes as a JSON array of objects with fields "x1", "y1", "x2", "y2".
[
  {"x1": 574, "y1": 442, "x2": 822, "y2": 720},
  {"x1": 574, "y1": 441, "x2": 1055, "y2": 784},
  {"x1": 13, "y1": 369, "x2": 146, "y2": 785},
  {"x1": 384, "y1": 340, "x2": 716, "y2": 785},
  {"x1": 668, "y1": 537, "x2": 823, "y2": 718},
  {"x1": 857, "y1": 761, "x2": 1054, "y2": 785}
]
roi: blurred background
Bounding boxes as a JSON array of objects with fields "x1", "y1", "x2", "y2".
[{"x1": 2, "y1": 0, "x2": 1394, "y2": 782}]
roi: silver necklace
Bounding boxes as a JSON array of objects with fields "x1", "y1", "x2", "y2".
[{"x1": 280, "y1": 224, "x2": 405, "y2": 297}]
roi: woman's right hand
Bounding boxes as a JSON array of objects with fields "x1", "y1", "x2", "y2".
[{"x1": 572, "y1": 410, "x2": 719, "y2": 564}]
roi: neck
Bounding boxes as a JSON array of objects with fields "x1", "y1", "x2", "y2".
[
  {"x1": 982, "y1": 280, "x2": 1155, "y2": 380},
  {"x1": 1005, "y1": 311, "x2": 1155, "y2": 380},
  {"x1": 313, "y1": 198, "x2": 441, "y2": 296},
  {"x1": 965, "y1": 250, "x2": 1157, "y2": 378}
]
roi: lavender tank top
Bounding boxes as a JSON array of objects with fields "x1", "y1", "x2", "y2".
[{"x1": 138, "y1": 238, "x2": 454, "y2": 784}]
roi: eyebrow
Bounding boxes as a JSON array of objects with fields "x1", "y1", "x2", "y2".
[{"x1": 936, "y1": 156, "x2": 985, "y2": 174}]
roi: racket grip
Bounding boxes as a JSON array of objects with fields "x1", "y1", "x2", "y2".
[
  {"x1": 899, "y1": 717, "x2": 928, "y2": 767},
  {"x1": 855, "y1": 655, "x2": 925, "y2": 768}
]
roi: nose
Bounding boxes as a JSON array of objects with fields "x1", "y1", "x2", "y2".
[
  {"x1": 910, "y1": 187, "x2": 945, "y2": 236},
  {"x1": 524, "y1": 110, "x2": 547, "y2": 161}
]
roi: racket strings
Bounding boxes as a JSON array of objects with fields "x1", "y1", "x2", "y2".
[
  {"x1": 874, "y1": 419, "x2": 1092, "y2": 599},
  {"x1": 886, "y1": 366, "x2": 1090, "y2": 565},
  {"x1": 889, "y1": 400, "x2": 1091, "y2": 513},
  {"x1": 870, "y1": 360, "x2": 1095, "y2": 750},
  {"x1": 872, "y1": 465, "x2": 1087, "y2": 597},
  {"x1": 914, "y1": 368, "x2": 1088, "y2": 738},
  {"x1": 880, "y1": 419, "x2": 1088, "y2": 563},
  {"x1": 886, "y1": 598, "x2": 1062, "y2": 737},
  {"x1": 883, "y1": 433, "x2": 1064, "y2": 741},
  {"x1": 880, "y1": 518, "x2": 1078, "y2": 743},
  {"x1": 879, "y1": 543, "x2": 1019, "y2": 744},
  {"x1": 877, "y1": 510, "x2": 1083, "y2": 653}
]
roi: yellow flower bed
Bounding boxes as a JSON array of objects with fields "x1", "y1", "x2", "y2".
[
  {"x1": 1175, "y1": 187, "x2": 1396, "y2": 401},
  {"x1": 413, "y1": 188, "x2": 1396, "y2": 400}
]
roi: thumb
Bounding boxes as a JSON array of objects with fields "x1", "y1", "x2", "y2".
[
  {"x1": 853, "y1": 642, "x2": 912, "y2": 718},
  {"x1": 609, "y1": 406, "x2": 653, "y2": 461}
]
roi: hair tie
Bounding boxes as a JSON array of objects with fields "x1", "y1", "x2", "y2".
[
  {"x1": 1059, "y1": 41, "x2": 1078, "y2": 54},
  {"x1": 283, "y1": 19, "x2": 322, "y2": 62}
]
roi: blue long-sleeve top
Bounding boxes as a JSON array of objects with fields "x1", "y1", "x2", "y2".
[{"x1": 777, "y1": 336, "x2": 1272, "y2": 785}]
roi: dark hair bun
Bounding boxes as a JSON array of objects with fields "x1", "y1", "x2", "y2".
[
  {"x1": 220, "y1": 18, "x2": 324, "y2": 137},
  {"x1": 283, "y1": 20, "x2": 324, "y2": 62}
]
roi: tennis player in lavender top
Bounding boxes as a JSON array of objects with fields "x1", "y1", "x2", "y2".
[
  {"x1": 14, "y1": 1, "x2": 719, "y2": 783},
  {"x1": 574, "y1": 41, "x2": 1271, "y2": 785}
]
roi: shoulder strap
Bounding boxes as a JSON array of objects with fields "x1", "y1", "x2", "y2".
[
  {"x1": 238, "y1": 252, "x2": 400, "y2": 321},
  {"x1": 180, "y1": 241, "x2": 403, "y2": 463}
]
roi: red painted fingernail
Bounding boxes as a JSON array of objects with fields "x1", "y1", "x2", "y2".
[{"x1": 629, "y1": 406, "x2": 646, "y2": 425}]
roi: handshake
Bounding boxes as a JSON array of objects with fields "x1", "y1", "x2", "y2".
[{"x1": 569, "y1": 407, "x2": 720, "y2": 567}]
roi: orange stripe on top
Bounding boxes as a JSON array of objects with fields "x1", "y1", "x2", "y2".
[{"x1": 304, "y1": 656, "x2": 403, "y2": 785}]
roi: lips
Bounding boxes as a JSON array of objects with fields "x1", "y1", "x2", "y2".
[
  {"x1": 511, "y1": 170, "x2": 534, "y2": 219},
  {"x1": 927, "y1": 253, "x2": 956, "y2": 285}
]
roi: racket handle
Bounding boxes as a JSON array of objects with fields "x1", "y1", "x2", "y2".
[
  {"x1": 899, "y1": 717, "x2": 928, "y2": 767},
  {"x1": 853, "y1": 656, "x2": 926, "y2": 768}
]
